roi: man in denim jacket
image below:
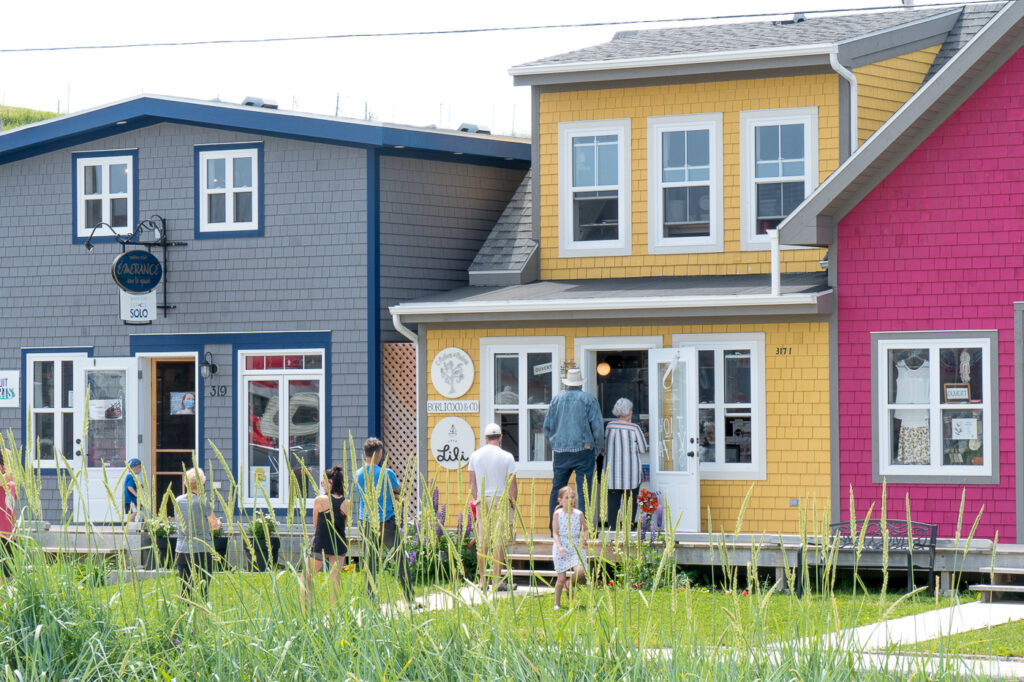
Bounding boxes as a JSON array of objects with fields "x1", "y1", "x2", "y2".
[{"x1": 543, "y1": 368, "x2": 604, "y2": 530}]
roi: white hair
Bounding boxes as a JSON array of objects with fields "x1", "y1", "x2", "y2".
[
  {"x1": 612, "y1": 397, "x2": 633, "y2": 418},
  {"x1": 184, "y1": 467, "x2": 207, "y2": 492}
]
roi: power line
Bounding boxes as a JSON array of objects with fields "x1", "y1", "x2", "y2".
[{"x1": 0, "y1": 1, "x2": 994, "y2": 54}]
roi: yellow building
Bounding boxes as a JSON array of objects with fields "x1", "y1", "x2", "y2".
[{"x1": 391, "y1": 7, "x2": 977, "y2": 536}]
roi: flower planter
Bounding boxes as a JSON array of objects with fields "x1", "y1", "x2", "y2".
[
  {"x1": 143, "y1": 535, "x2": 177, "y2": 570},
  {"x1": 213, "y1": 535, "x2": 230, "y2": 570},
  {"x1": 245, "y1": 536, "x2": 281, "y2": 572}
]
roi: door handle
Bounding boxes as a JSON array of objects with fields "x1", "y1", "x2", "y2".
[
  {"x1": 687, "y1": 451, "x2": 696, "y2": 458},
  {"x1": 75, "y1": 438, "x2": 82, "y2": 459}
]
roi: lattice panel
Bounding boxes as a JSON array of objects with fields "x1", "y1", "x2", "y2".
[{"x1": 382, "y1": 343, "x2": 418, "y2": 494}]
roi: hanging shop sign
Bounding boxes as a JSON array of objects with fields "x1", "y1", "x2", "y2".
[
  {"x1": 111, "y1": 250, "x2": 163, "y2": 294},
  {"x1": 430, "y1": 347, "x2": 474, "y2": 399},
  {"x1": 0, "y1": 371, "x2": 19, "y2": 408},
  {"x1": 429, "y1": 416, "x2": 474, "y2": 470},
  {"x1": 119, "y1": 289, "x2": 157, "y2": 324}
]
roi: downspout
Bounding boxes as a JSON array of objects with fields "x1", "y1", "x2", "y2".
[
  {"x1": 830, "y1": 51, "x2": 859, "y2": 152},
  {"x1": 769, "y1": 228, "x2": 781, "y2": 296},
  {"x1": 391, "y1": 311, "x2": 418, "y2": 344}
]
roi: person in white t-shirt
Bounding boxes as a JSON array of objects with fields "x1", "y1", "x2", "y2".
[{"x1": 467, "y1": 423, "x2": 518, "y2": 591}]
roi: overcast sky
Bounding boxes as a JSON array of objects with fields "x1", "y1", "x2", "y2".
[{"x1": 1, "y1": 0, "x2": 967, "y2": 136}]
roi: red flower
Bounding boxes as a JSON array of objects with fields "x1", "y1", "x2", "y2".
[
  {"x1": 741, "y1": 590, "x2": 750, "y2": 597},
  {"x1": 637, "y1": 489, "x2": 659, "y2": 515}
]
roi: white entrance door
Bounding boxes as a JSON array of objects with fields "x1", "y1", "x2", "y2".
[
  {"x1": 73, "y1": 357, "x2": 139, "y2": 523},
  {"x1": 647, "y1": 348, "x2": 700, "y2": 533}
]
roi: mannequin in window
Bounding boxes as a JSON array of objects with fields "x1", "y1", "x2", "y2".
[{"x1": 895, "y1": 351, "x2": 929, "y2": 464}]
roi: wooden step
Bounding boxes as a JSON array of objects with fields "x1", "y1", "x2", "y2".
[
  {"x1": 968, "y1": 583, "x2": 1024, "y2": 603},
  {"x1": 509, "y1": 568, "x2": 557, "y2": 580}
]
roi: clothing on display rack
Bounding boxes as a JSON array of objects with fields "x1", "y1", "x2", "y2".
[{"x1": 894, "y1": 356, "x2": 929, "y2": 464}]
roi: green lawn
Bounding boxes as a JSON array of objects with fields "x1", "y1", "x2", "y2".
[
  {"x1": 0, "y1": 105, "x2": 59, "y2": 130},
  {"x1": 905, "y1": 618, "x2": 1024, "y2": 658}
]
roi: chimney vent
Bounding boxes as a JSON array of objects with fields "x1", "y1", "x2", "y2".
[{"x1": 242, "y1": 96, "x2": 279, "y2": 109}]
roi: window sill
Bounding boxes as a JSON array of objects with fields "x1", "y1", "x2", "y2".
[
  {"x1": 698, "y1": 467, "x2": 766, "y2": 481},
  {"x1": 514, "y1": 465, "x2": 555, "y2": 478},
  {"x1": 873, "y1": 468, "x2": 998, "y2": 485},
  {"x1": 557, "y1": 242, "x2": 631, "y2": 258}
]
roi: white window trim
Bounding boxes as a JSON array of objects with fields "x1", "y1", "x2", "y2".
[
  {"x1": 75, "y1": 154, "x2": 135, "y2": 239},
  {"x1": 672, "y1": 333, "x2": 766, "y2": 480},
  {"x1": 876, "y1": 336, "x2": 994, "y2": 479},
  {"x1": 738, "y1": 107, "x2": 817, "y2": 252},
  {"x1": 480, "y1": 336, "x2": 564, "y2": 477},
  {"x1": 558, "y1": 119, "x2": 631, "y2": 258},
  {"x1": 25, "y1": 351, "x2": 88, "y2": 468},
  {"x1": 647, "y1": 113, "x2": 723, "y2": 254},
  {"x1": 237, "y1": 349, "x2": 326, "y2": 508},
  {"x1": 198, "y1": 147, "x2": 260, "y2": 233}
]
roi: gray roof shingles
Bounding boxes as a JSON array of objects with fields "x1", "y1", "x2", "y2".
[
  {"x1": 517, "y1": 8, "x2": 958, "y2": 68},
  {"x1": 925, "y1": 2, "x2": 1006, "y2": 79},
  {"x1": 469, "y1": 170, "x2": 535, "y2": 273}
]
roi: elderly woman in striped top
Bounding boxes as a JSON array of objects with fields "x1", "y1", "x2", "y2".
[{"x1": 603, "y1": 398, "x2": 648, "y2": 529}]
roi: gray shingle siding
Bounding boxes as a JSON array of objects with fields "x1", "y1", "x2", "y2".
[{"x1": 925, "y1": 3, "x2": 1006, "y2": 79}]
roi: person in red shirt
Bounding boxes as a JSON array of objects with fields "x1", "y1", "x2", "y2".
[{"x1": 0, "y1": 456, "x2": 16, "y2": 582}]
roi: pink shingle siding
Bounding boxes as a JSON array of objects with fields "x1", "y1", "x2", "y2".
[{"x1": 837, "y1": 48, "x2": 1024, "y2": 542}]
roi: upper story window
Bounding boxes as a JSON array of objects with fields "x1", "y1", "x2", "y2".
[
  {"x1": 739, "y1": 108, "x2": 817, "y2": 251},
  {"x1": 558, "y1": 120, "x2": 631, "y2": 257},
  {"x1": 873, "y1": 332, "x2": 997, "y2": 482},
  {"x1": 73, "y1": 151, "x2": 137, "y2": 242},
  {"x1": 648, "y1": 114, "x2": 723, "y2": 254},
  {"x1": 196, "y1": 143, "x2": 263, "y2": 238}
]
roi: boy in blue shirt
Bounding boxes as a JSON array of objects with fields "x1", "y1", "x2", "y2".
[
  {"x1": 124, "y1": 458, "x2": 142, "y2": 522},
  {"x1": 354, "y1": 437, "x2": 415, "y2": 605}
]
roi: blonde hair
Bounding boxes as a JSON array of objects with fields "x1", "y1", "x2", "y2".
[
  {"x1": 184, "y1": 467, "x2": 207, "y2": 493},
  {"x1": 557, "y1": 486, "x2": 576, "y2": 504}
]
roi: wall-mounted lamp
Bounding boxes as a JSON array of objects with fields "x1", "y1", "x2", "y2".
[
  {"x1": 596, "y1": 361, "x2": 612, "y2": 377},
  {"x1": 83, "y1": 215, "x2": 166, "y2": 252},
  {"x1": 200, "y1": 352, "x2": 219, "y2": 379}
]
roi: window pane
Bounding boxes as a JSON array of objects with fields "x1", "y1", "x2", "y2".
[
  {"x1": 288, "y1": 379, "x2": 321, "y2": 500},
  {"x1": 233, "y1": 157, "x2": 253, "y2": 188},
  {"x1": 725, "y1": 411, "x2": 752, "y2": 463},
  {"x1": 663, "y1": 130, "x2": 686, "y2": 169},
  {"x1": 756, "y1": 183, "x2": 782, "y2": 218},
  {"x1": 888, "y1": 349, "x2": 929, "y2": 404},
  {"x1": 573, "y1": 190, "x2": 618, "y2": 241},
  {"x1": 303, "y1": 355, "x2": 322, "y2": 369},
  {"x1": 781, "y1": 182, "x2": 805, "y2": 215},
  {"x1": 207, "y1": 158, "x2": 226, "y2": 189},
  {"x1": 687, "y1": 129, "x2": 709, "y2": 166},
  {"x1": 246, "y1": 355, "x2": 264, "y2": 370},
  {"x1": 755, "y1": 125, "x2": 779, "y2": 162},
  {"x1": 529, "y1": 409, "x2": 551, "y2": 462},
  {"x1": 85, "y1": 199, "x2": 103, "y2": 229},
  {"x1": 285, "y1": 355, "x2": 303, "y2": 369},
  {"x1": 939, "y1": 347, "x2": 982, "y2": 405},
  {"x1": 891, "y1": 409, "x2": 929, "y2": 465},
  {"x1": 526, "y1": 353, "x2": 553, "y2": 404},
  {"x1": 597, "y1": 139, "x2": 618, "y2": 186},
  {"x1": 265, "y1": 355, "x2": 284, "y2": 369},
  {"x1": 233, "y1": 192, "x2": 253, "y2": 223},
  {"x1": 85, "y1": 369, "x2": 127, "y2": 468},
  {"x1": 498, "y1": 412, "x2": 520, "y2": 461},
  {"x1": 698, "y1": 408, "x2": 715, "y2": 462},
  {"x1": 755, "y1": 161, "x2": 779, "y2": 179},
  {"x1": 494, "y1": 354, "x2": 519, "y2": 405},
  {"x1": 34, "y1": 361, "x2": 54, "y2": 408},
  {"x1": 208, "y1": 193, "x2": 226, "y2": 223},
  {"x1": 782, "y1": 160, "x2": 804, "y2": 177},
  {"x1": 109, "y1": 163, "x2": 128, "y2": 194},
  {"x1": 664, "y1": 186, "x2": 710, "y2": 237},
  {"x1": 724, "y1": 350, "x2": 751, "y2": 404},
  {"x1": 62, "y1": 412, "x2": 74, "y2": 459},
  {"x1": 698, "y1": 351, "x2": 715, "y2": 404},
  {"x1": 248, "y1": 380, "x2": 280, "y2": 499},
  {"x1": 84, "y1": 165, "x2": 101, "y2": 195},
  {"x1": 61, "y1": 361, "x2": 74, "y2": 409},
  {"x1": 35, "y1": 412, "x2": 55, "y2": 460},
  {"x1": 572, "y1": 137, "x2": 595, "y2": 187},
  {"x1": 941, "y1": 408, "x2": 983, "y2": 465},
  {"x1": 779, "y1": 124, "x2": 804, "y2": 160},
  {"x1": 110, "y1": 198, "x2": 128, "y2": 227}
]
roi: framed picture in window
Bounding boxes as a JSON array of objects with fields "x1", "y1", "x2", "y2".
[{"x1": 944, "y1": 383, "x2": 970, "y2": 403}]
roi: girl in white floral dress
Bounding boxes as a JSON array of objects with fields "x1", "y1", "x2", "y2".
[{"x1": 552, "y1": 486, "x2": 588, "y2": 609}]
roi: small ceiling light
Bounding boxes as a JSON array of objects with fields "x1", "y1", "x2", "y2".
[
  {"x1": 116, "y1": 120, "x2": 127, "y2": 125},
  {"x1": 394, "y1": 145, "x2": 405, "y2": 149},
  {"x1": 596, "y1": 362, "x2": 611, "y2": 377},
  {"x1": 199, "y1": 351, "x2": 219, "y2": 379},
  {"x1": 453, "y1": 151, "x2": 464, "y2": 155}
]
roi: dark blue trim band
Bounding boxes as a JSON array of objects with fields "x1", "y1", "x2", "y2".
[{"x1": 367, "y1": 148, "x2": 381, "y2": 439}]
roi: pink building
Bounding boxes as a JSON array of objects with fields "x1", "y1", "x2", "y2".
[{"x1": 781, "y1": 3, "x2": 1024, "y2": 542}]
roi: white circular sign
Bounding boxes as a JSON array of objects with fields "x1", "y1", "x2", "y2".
[
  {"x1": 430, "y1": 347, "x2": 474, "y2": 399},
  {"x1": 430, "y1": 417, "x2": 474, "y2": 470}
]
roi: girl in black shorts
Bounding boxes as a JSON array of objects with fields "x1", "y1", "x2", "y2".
[{"x1": 302, "y1": 466, "x2": 350, "y2": 608}]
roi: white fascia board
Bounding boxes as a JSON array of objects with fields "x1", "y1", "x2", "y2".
[
  {"x1": 509, "y1": 43, "x2": 836, "y2": 77},
  {"x1": 390, "y1": 292, "x2": 824, "y2": 317}
]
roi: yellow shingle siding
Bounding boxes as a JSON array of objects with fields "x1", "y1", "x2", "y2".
[
  {"x1": 855, "y1": 45, "x2": 941, "y2": 144},
  {"x1": 538, "y1": 74, "x2": 839, "y2": 280},
  {"x1": 424, "y1": 321, "x2": 829, "y2": 536}
]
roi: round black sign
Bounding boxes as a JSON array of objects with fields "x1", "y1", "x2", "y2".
[{"x1": 111, "y1": 250, "x2": 163, "y2": 293}]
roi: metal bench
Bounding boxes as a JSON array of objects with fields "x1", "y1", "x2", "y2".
[{"x1": 796, "y1": 519, "x2": 938, "y2": 597}]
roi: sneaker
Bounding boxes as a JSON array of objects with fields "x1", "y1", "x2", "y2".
[{"x1": 552, "y1": 604, "x2": 561, "y2": 611}]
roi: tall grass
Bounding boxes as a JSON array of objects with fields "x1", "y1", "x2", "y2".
[{"x1": 0, "y1": 430, "x2": 986, "y2": 681}]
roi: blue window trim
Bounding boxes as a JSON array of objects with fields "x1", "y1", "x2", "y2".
[
  {"x1": 70, "y1": 149, "x2": 140, "y2": 245},
  {"x1": 20, "y1": 347, "x2": 94, "y2": 475},
  {"x1": 129, "y1": 331, "x2": 331, "y2": 517},
  {"x1": 193, "y1": 142, "x2": 265, "y2": 240}
]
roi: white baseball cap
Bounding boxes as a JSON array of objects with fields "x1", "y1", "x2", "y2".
[{"x1": 483, "y1": 423, "x2": 502, "y2": 437}]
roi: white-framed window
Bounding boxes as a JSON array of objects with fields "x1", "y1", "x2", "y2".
[
  {"x1": 73, "y1": 152, "x2": 136, "y2": 240},
  {"x1": 739, "y1": 108, "x2": 817, "y2": 250},
  {"x1": 25, "y1": 352, "x2": 88, "y2": 467},
  {"x1": 673, "y1": 334, "x2": 766, "y2": 480},
  {"x1": 481, "y1": 337, "x2": 563, "y2": 474},
  {"x1": 197, "y1": 145, "x2": 261, "y2": 235},
  {"x1": 239, "y1": 350, "x2": 325, "y2": 507},
  {"x1": 874, "y1": 333, "x2": 996, "y2": 479},
  {"x1": 647, "y1": 114, "x2": 723, "y2": 254},
  {"x1": 558, "y1": 119, "x2": 631, "y2": 257}
]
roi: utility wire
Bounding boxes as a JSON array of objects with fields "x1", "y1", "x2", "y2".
[{"x1": 0, "y1": 1, "x2": 997, "y2": 54}]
